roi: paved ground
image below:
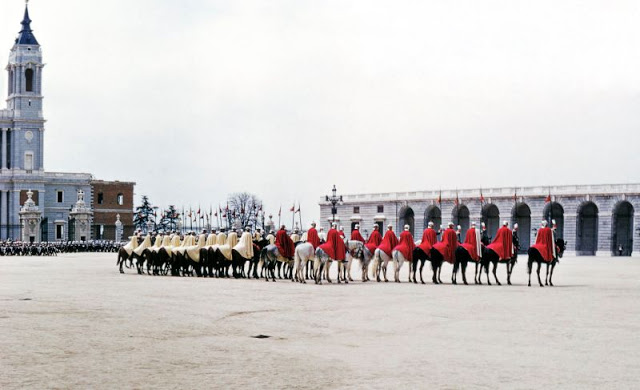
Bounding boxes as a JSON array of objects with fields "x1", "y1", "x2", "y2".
[{"x1": 0, "y1": 253, "x2": 639, "y2": 389}]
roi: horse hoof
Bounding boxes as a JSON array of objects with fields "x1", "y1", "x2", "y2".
[
  {"x1": 497, "y1": 282, "x2": 502, "y2": 286},
  {"x1": 421, "y1": 281, "x2": 425, "y2": 285},
  {"x1": 508, "y1": 281, "x2": 512, "y2": 286},
  {"x1": 119, "y1": 270, "x2": 124, "y2": 274},
  {"x1": 549, "y1": 282, "x2": 554, "y2": 287},
  {"x1": 345, "y1": 281, "x2": 349, "y2": 284},
  {"x1": 539, "y1": 284, "x2": 544, "y2": 287},
  {"x1": 464, "y1": 281, "x2": 468, "y2": 285}
]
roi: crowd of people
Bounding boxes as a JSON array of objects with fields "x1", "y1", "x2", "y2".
[{"x1": 0, "y1": 240, "x2": 122, "y2": 256}]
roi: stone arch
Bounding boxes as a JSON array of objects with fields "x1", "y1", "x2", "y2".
[
  {"x1": 398, "y1": 206, "x2": 415, "y2": 236},
  {"x1": 481, "y1": 204, "x2": 500, "y2": 241},
  {"x1": 543, "y1": 202, "x2": 565, "y2": 239},
  {"x1": 452, "y1": 204, "x2": 470, "y2": 242},
  {"x1": 511, "y1": 202, "x2": 531, "y2": 253},
  {"x1": 576, "y1": 201, "x2": 598, "y2": 256},
  {"x1": 424, "y1": 205, "x2": 441, "y2": 231},
  {"x1": 612, "y1": 201, "x2": 634, "y2": 256}
]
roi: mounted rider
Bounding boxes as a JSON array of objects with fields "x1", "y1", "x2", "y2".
[
  {"x1": 460, "y1": 222, "x2": 482, "y2": 261},
  {"x1": 394, "y1": 225, "x2": 415, "y2": 261},
  {"x1": 433, "y1": 222, "x2": 458, "y2": 263},
  {"x1": 318, "y1": 222, "x2": 346, "y2": 261},
  {"x1": 365, "y1": 224, "x2": 383, "y2": 254},
  {"x1": 305, "y1": 222, "x2": 321, "y2": 249},
  {"x1": 417, "y1": 221, "x2": 438, "y2": 255},
  {"x1": 531, "y1": 220, "x2": 556, "y2": 262},
  {"x1": 275, "y1": 225, "x2": 295, "y2": 260},
  {"x1": 487, "y1": 221, "x2": 514, "y2": 260},
  {"x1": 377, "y1": 224, "x2": 399, "y2": 258},
  {"x1": 350, "y1": 224, "x2": 365, "y2": 243},
  {"x1": 480, "y1": 222, "x2": 490, "y2": 246}
]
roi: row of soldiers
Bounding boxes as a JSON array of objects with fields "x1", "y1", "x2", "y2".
[
  {"x1": 0, "y1": 240, "x2": 122, "y2": 256},
  {"x1": 270, "y1": 218, "x2": 558, "y2": 265}
]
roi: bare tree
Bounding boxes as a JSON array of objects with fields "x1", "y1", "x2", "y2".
[{"x1": 227, "y1": 192, "x2": 263, "y2": 230}]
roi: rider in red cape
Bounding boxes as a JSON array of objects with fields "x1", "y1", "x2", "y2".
[
  {"x1": 460, "y1": 222, "x2": 481, "y2": 261},
  {"x1": 377, "y1": 224, "x2": 399, "y2": 257},
  {"x1": 365, "y1": 224, "x2": 382, "y2": 254},
  {"x1": 339, "y1": 226, "x2": 346, "y2": 239},
  {"x1": 531, "y1": 220, "x2": 555, "y2": 262},
  {"x1": 275, "y1": 225, "x2": 295, "y2": 259},
  {"x1": 394, "y1": 225, "x2": 415, "y2": 260},
  {"x1": 319, "y1": 223, "x2": 346, "y2": 261},
  {"x1": 487, "y1": 221, "x2": 514, "y2": 260},
  {"x1": 433, "y1": 222, "x2": 458, "y2": 263},
  {"x1": 350, "y1": 224, "x2": 365, "y2": 243},
  {"x1": 306, "y1": 222, "x2": 321, "y2": 249},
  {"x1": 418, "y1": 222, "x2": 438, "y2": 254}
]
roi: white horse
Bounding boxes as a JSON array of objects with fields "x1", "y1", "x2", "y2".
[
  {"x1": 391, "y1": 249, "x2": 411, "y2": 283},
  {"x1": 345, "y1": 240, "x2": 373, "y2": 282},
  {"x1": 314, "y1": 247, "x2": 350, "y2": 284},
  {"x1": 372, "y1": 248, "x2": 393, "y2": 282},
  {"x1": 294, "y1": 243, "x2": 316, "y2": 284}
]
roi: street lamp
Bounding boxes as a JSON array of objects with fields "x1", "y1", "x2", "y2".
[{"x1": 325, "y1": 185, "x2": 343, "y2": 223}]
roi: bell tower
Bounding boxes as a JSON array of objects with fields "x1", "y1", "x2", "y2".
[{"x1": 5, "y1": 1, "x2": 45, "y2": 173}]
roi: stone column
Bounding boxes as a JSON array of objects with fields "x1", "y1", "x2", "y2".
[
  {"x1": 0, "y1": 191, "x2": 6, "y2": 240},
  {"x1": 1, "y1": 128, "x2": 6, "y2": 170}
]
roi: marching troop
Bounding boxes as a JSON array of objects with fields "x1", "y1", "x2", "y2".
[{"x1": 117, "y1": 217, "x2": 565, "y2": 287}]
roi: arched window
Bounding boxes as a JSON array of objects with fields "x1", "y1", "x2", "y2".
[
  {"x1": 481, "y1": 204, "x2": 500, "y2": 241},
  {"x1": 576, "y1": 202, "x2": 598, "y2": 256},
  {"x1": 25, "y1": 69, "x2": 34, "y2": 92},
  {"x1": 452, "y1": 205, "x2": 470, "y2": 241},
  {"x1": 398, "y1": 206, "x2": 415, "y2": 236},
  {"x1": 511, "y1": 203, "x2": 532, "y2": 253},
  {"x1": 117, "y1": 193, "x2": 124, "y2": 206},
  {"x1": 612, "y1": 201, "x2": 634, "y2": 256},
  {"x1": 424, "y1": 205, "x2": 441, "y2": 230}
]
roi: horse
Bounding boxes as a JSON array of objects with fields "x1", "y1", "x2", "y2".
[
  {"x1": 527, "y1": 239, "x2": 567, "y2": 287},
  {"x1": 346, "y1": 240, "x2": 372, "y2": 282},
  {"x1": 116, "y1": 247, "x2": 133, "y2": 274},
  {"x1": 248, "y1": 239, "x2": 270, "y2": 279},
  {"x1": 294, "y1": 243, "x2": 317, "y2": 283},
  {"x1": 390, "y1": 250, "x2": 410, "y2": 283},
  {"x1": 372, "y1": 248, "x2": 393, "y2": 282},
  {"x1": 312, "y1": 247, "x2": 332, "y2": 284},
  {"x1": 451, "y1": 246, "x2": 485, "y2": 285},
  {"x1": 259, "y1": 245, "x2": 293, "y2": 282},
  {"x1": 410, "y1": 247, "x2": 432, "y2": 284},
  {"x1": 479, "y1": 245, "x2": 518, "y2": 286}
]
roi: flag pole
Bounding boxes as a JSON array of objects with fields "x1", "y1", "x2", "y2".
[{"x1": 298, "y1": 202, "x2": 303, "y2": 232}]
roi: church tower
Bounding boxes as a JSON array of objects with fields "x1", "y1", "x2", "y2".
[{"x1": 5, "y1": 2, "x2": 45, "y2": 174}]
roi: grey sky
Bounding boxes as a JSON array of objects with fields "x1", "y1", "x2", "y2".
[{"x1": 1, "y1": 1, "x2": 639, "y2": 225}]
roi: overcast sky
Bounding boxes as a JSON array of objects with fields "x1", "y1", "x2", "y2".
[{"x1": 1, "y1": 1, "x2": 639, "y2": 225}]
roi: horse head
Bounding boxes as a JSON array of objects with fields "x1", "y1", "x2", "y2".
[{"x1": 556, "y1": 239, "x2": 567, "y2": 258}]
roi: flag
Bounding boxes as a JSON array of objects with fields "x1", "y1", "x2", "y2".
[
  {"x1": 480, "y1": 189, "x2": 485, "y2": 204},
  {"x1": 197, "y1": 208, "x2": 200, "y2": 214},
  {"x1": 545, "y1": 193, "x2": 551, "y2": 203},
  {"x1": 454, "y1": 194, "x2": 459, "y2": 206},
  {"x1": 513, "y1": 190, "x2": 518, "y2": 202},
  {"x1": 295, "y1": 203, "x2": 301, "y2": 214},
  {"x1": 437, "y1": 190, "x2": 442, "y2": 205},
  {"x1": 290, "y1": 203, "x2": 295, "y2": 212},
  {"x1": 278, "y1": 206, "x2": 281, "y2": 217}
]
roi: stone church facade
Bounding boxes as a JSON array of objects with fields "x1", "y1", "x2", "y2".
[
  {"x1": 0, "y1": 5, "x2": 134, "y2": 242},
  {"x1": 320, "y1": 184, "x2": 640, "y2": 257}
]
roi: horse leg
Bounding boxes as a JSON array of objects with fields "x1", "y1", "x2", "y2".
[
  {"x1": 382, "y1": 258, "x2": 389, "y2": 282},
  {"x1": 474, "y1": 262, "x2": 479, "y2": 284},
  {"x1": 325, "y1": 260, "x2": 333, "y2": 283},
  {"x1": 419, "y1": 260, "x2": 425, "y2": 284},
  {"x1": 536, "y1": 261, "x2": 543, "y2": 287},
  {"x1": 461, "y1": 260, "x2": 468, "y2": 285},
  {"x1": 549, "y1": 263, "x2": 556, "y2": 286},
  {"x1": 437, "y1": 264, "x2": 443, "y2": 284},
  {"x1": 485, "y1": 262, "x2": 491, "y2": 286},
  {"x1": 493, "y1": 262, "x2": 501, "y2": 286},
  {"x1": 545, "y1": 263, "x2": 550, "y2": 286},
  {"x1": 452, "y1": 261, "x2": 458, "y2": 284}
]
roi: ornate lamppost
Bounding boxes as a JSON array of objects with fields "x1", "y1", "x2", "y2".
[{"x1": 325, "y1": 185, "x2": 343, "y2": 223}]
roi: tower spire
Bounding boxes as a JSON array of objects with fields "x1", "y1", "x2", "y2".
[{"x1": 16, "y1": 0, "x2": 38, "y2": 45}]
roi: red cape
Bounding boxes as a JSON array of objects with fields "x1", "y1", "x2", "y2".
[
  {"x1": 365, "y1": 230, "x2": 382, "y2": 254},
  {"x1": 306, "y1": 228, "x2": 320, "y2": 249},
  {"x1": 275, "y1": 229, "x2": 295, "y2": 258},
  {"x1": 531, "y1": 227, "x2": 554, "y2": 262},
  {"x1": 487, "y1": 226, "x2": 513, "y2": 260},
  {"x1": 350, "y1": 230, "x2": 365, "y2": 243},
  {"x1": 417, "y1": 228, "x2": 437, "y2": 254},
  {"x1": 394, "y1": 231, "x2": 415, "y2": 260},
  {"x1": 460, "y1": 227, "x2": 480, "y2": 261},
  {"x1": 433, "y1": 228, "x2": 458, "y2": 263},
  {"x1": 378, "y1": 230, "x2": 399, "y2": 257},
  {"x1": 318, "y1": 228, "x2": 346, "y2": 261}
]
